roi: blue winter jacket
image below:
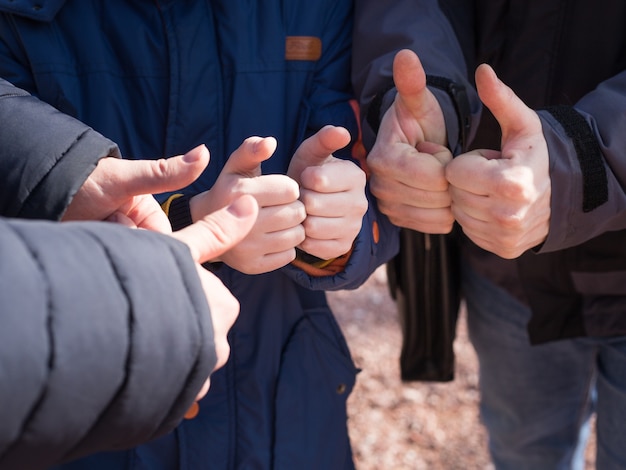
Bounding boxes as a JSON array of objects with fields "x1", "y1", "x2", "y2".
[{"x1": 0, "y1": 1, "x2": 399, "y2": 468}]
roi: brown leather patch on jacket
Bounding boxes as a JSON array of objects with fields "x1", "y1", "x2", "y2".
[{"x1": 285, "y1": 36, "x2": 322, "y2": 61}]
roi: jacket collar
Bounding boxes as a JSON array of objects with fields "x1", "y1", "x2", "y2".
[{"x1": 0, "y1": 0, "x2": 66, "y2": 22}]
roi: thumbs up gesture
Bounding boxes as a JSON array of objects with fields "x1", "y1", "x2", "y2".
[
  {"x1": 287, "y1": 125, "x2": 367, "y2": 261},
  {"x1": 171, "y1": 194, "x2": 258, "y2": 400},
  {"x1": 173, "y1": 195, "x2": 258, "y2": 375},
  {"x1": 446, "y1": 64, "x2": 551, "y2": 259},
  {"x1": 190, "y1": 137, "x2": 306, "y2": 274},
  {"x1": 367, "y1": 49, "x2": 454, "y2": 234}
]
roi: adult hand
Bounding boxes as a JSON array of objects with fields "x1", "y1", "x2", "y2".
[
  {"x1": 445, "y1": 64, "x2": 551, "y2": 259},
  {"x1": 171, "y1": 194, "x2": 258, "y2": 400},
  {"x1": 190, "y1": 137, "x2": 306, "y2": 274},
  {"x1": 287, "y1": 125, "x2": 367, "y2": 260},
  {"x1": 367, "y1": 49, "x2": 454, "y2": 233},
  {"x1": 63, "y1": 145, "x2": 210, "y2": 233}
]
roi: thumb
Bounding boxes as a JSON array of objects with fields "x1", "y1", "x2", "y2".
[
  {"x1": 172, "y1": 194, "x2": 258, "y2": 264},
  {"x1": 288, "y1": 125, "x2": 351, "y2": 181},
  {"x1": 475, "y1": 64, "x2": 542, "y2": 149},
  {"x1": 222, "y1": 136, "x2": 277, "y2": 177},
  {"x1": 388, "y1": 49, "x2": 447, "y2": 146},
  {"x1": 106, "y1": 144, "x2": 210, "y2": 198},
  {"x1": 393, "y1": 49, "x2": 428, "y2": 114}
]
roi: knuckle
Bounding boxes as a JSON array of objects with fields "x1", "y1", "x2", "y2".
[
  {"x1": 493, "y1": 210, "x2": 524, "y2": 230},
  {"x1": 355, "y1": 196, "x2": 368, "y2": 215},
  {"x1": 284, "y1": 176, "x2": 301, "y2": 198},
  {"x1": 300, "y1": 191, "x2": 317, "y2": 212},
  {"x1": 295, "y1": 225, "x2": 306, "y2": 244},
  {"x1": 294, "y1": 201, "x2": 307, "y2": 222},
  {"x1": 155, "y1": 158, "x2": 170, "y2": 178}
]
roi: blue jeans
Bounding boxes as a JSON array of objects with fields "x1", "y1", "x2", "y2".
[{"x1": 463, "y1": 263, "x2": 626, "y2": 470}]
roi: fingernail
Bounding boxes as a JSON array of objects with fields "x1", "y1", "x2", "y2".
[{"x1": 183, "y1": 145, "x2": 205, "y2": 163}]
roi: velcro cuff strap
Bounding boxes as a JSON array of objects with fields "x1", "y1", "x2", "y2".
[
  {"x1": 365, "y1": 82, "x2": 395, "y2": 135},
  {"x1": 545, "y1": 105, "x2": 607, "y2": 212},
  {"x1": 426, "y1": 75, "x2": 471, "y2": 151}
]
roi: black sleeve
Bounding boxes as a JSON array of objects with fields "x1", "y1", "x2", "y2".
[
  {"x1": 0, "y1": 217, "x2": 215, "y2": 469},
  {"x1": 0, "y1": 78, "x2": 120, "y2": 220}
]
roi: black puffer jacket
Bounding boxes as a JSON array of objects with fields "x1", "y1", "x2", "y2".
[
  {"x1": 0, "y1": 79, "x2": 216, "y2": 469},
  {"x1": 353, "y1": 0, "x2": 626, "y2": 342}
]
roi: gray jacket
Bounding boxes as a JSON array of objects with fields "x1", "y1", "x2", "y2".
[{"x1": 353, "y1": 0, "x2": 626, "y2": 342}]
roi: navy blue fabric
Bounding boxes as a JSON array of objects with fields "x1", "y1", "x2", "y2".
[{"x1": 0, "y1": 1, "x2": 399, "y2": 468}]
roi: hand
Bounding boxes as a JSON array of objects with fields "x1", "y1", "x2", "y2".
[
  {"x1": 287, "y1": 125, "x2": 367, "y2": 260},
  {"x1": 445, "y1": 64, "x2": 551, "y2": 259},
  {"x1": 190, "y1": 137, "x2": 306, "y2": 274},
  {"x1": 367, "y1": 49, "x2": 454, "y2": 234},
  {"x1": 171, "y1": 194, "x2": 258, "y2": 400},
  {"x1": 63, "y1": 145, "x2": 210, "y2": 233}
]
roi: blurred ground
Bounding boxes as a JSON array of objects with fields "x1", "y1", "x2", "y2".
[{"x1": 328, "y1": 266, "x2": 597, "y2": 470}]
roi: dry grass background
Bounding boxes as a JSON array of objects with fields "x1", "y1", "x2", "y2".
[{"x1": 327, "y1": 266, "x2": 597, "y2": 470}]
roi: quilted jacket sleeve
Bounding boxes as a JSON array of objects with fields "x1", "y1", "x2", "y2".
[
  {"x1": 0, "y1": 217, "x2": 215, "y2": 470},
  {"x1": 0, "y1": 78, "x2": 120, "y2": 220}
]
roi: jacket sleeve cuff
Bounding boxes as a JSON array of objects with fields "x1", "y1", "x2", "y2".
[
  {"x1": 290, "y1": 246, "x2": 354, "y2": 277},
  {"x1": 162, "y1": 194, "x2": 193, "y2": 231}
]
